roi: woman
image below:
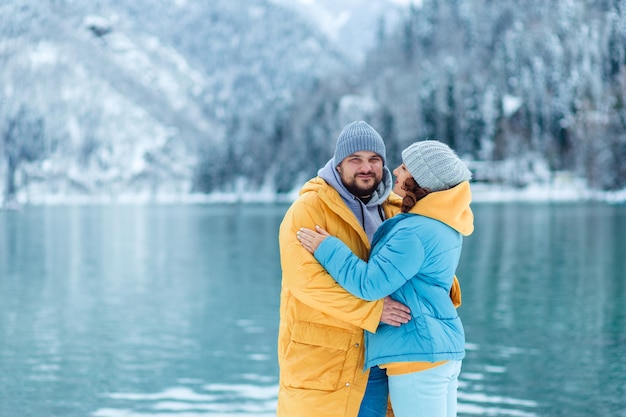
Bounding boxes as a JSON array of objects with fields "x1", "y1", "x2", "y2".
[{"x1": 297, "y1": 140, "x2": 474, "y2": 417}]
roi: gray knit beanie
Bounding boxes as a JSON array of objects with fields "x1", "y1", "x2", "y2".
[
  {"x1": 401, "y1": 140, "x2": 472, "y2": 191},
  {"x1": 333, "y1": 121, "x2": 386, "y2": 166}
]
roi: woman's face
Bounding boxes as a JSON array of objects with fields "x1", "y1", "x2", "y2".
[{"x1": 392, "y1": 163, "x2": 412, "y2": 197}]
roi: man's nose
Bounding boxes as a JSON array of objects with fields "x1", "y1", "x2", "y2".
[{"x1": 359, "y1": 161, "x2": 373, "y2": 172}]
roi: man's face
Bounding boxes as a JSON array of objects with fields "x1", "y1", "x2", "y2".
[{"x1": 336, "y1": 151, "x2": 384, "y2": 198}]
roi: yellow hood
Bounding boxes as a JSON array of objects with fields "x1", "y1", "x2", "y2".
[{"x1": 408, "y1": 181, "x2": 474, "y2": 236}]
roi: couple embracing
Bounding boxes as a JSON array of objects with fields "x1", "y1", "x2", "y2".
[{"x1": 277, "y1": 121, "x2": 473, "y2": 417}]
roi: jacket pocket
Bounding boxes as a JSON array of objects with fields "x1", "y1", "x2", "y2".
[
  {"x1": 402, "y1": 314, "x2": 434, "y2": 351},
  {"x1": 283, "y1": 321, "x2": 353, "y2": 391},
  {"x1": 403, "y1": 314, "x2": 463, "y2": 355}
]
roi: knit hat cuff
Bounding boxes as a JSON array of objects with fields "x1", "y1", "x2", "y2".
[
  {"x1": 401, "y1": 141, "x2": 472, "y2": 192},
  {"x1": 333, "y1": 121, "x2": 386, "y2": 166}
]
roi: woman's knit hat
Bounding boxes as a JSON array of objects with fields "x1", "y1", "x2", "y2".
[
  {"x1": 333, "y1": 121, "x2": 386, "y2": 166},
  {"x1": 401, "y1": 140, "x2": 472, "y2": 191}
]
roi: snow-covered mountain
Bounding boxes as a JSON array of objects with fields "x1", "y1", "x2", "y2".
[
  {"x1": 0, "y1": 0, "x2": 350, "y2": 204},
  {"x1": 268, "y1": 0, "x2": 406, "y2": 63},
  {"x1": 2, "y1": 0, "x2": 626, "y2": 206}
]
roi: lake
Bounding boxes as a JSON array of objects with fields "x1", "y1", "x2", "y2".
[{"x1": 0, "y1": 203, "x2": 625, "y2": 417}]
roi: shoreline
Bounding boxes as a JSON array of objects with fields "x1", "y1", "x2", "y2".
[{"x1": 2, "y1": 183, "x2": 626, "y2": 208}]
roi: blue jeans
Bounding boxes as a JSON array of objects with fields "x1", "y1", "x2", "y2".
[
  {"x1": 357, "y1": 366, "x2": 389, "y2": 417},
  {"x1": 388, "y1": 360, "x2": 462, "y2": 417}
]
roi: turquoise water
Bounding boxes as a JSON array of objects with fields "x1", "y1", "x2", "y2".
[{"x1": 0, "y1": 203, "x2": 625, "y2": 417}]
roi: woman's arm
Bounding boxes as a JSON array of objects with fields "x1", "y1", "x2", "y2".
[
  {"x1": 298, "y1": 225, "x2": 424, "y2": 301},
  {"x1": 299, "y1": 225, "x2": 462, "y2": 308}
]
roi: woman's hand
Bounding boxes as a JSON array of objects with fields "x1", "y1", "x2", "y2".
[{"x1": 297, "y1": 225, "x2": 330, "y2": 254}]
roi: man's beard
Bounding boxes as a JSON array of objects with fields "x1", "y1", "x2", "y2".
[{"x1": 343, "y1": 175, "x2": 380, "y2": 199}]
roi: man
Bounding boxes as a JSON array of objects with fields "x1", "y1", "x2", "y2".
[{"x1": 277, "y1": 121, "x2": 412, "y2": 417}]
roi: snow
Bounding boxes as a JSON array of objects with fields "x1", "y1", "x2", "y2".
[
  {"x1": 502, "y1": 95, "x2": 523, "y2": 117},
  {"x1": 3, "y1": 1, "x2": 626, "y2": 209},
  {"x1": 6, "y1": 178, "x2": 625, "y2": 209},
  {"x1": 29, "y1": 42, "x2": 58, "y2": 67},
  {"x1": 388, "y1": 0, "x2": 422, "y2": 6}
]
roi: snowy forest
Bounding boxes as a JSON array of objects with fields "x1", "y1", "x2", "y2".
[{"x1": 1, "y1": 0, "x2": 626, "y2": 205}]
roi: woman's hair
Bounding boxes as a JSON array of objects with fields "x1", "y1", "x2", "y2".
[{"x1": 401, "y1": 177, "x2": 431, "y2": 213}]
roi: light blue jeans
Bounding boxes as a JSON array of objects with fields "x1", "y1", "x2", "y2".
[
  {"x1": 388, "y1": 360, "x2": 462, "y2": 417},
  {"x1": 357, "y1": 365, "x2": 389, "y2": 417}
]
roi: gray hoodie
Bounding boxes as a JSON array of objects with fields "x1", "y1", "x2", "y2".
[{"x1": 318, "y1": 159, "x2": 394, "y2": 241}]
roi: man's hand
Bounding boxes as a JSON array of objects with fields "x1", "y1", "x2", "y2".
[{"x1": 380, "y1": 296, "x2": 411, "y2": 327}]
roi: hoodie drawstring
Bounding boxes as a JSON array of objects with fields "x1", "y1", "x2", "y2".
[
  {"x1": 358, "y1": 200, "x2": 365, "y2": 229},
  {"x1": 357, "y1": 200, "x2": 385, "y2": 229}
]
